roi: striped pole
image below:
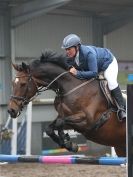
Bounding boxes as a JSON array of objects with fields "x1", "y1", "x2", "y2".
[
  {"x1": 0, "y1": 155, "x2": 126, "y2": 165},
  {"x1": 40, "y1": 156, "x2": 126, "y2": 165},
  {"x1": 42, "y1": 145, "x2": 88, "y2": 155}
]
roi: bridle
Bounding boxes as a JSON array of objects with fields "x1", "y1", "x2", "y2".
[
  {"x1": 10, "y1": 71, "x2": 69, "y2": 113},
  {"x1": 10, "y1": 74, "x2": 38, "y2": 112}
]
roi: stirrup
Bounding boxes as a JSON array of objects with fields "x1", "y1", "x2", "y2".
[{"x1": 117, "y1": 109, "x2": 126, "y2": 122}]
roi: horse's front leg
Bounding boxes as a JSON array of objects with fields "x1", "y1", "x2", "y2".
[
  {"x1": 46, "y1": 119, "x2": 78, "y2": 152},
  {"x1": 57, "y1": 124, "x2": 78, "y2": 152},
  {"x1": 55, "y1": 112, "x2": 86, "y2": 152},
  {"x1": 45, "y1": 120, "x2": 65, "y2": 147}
]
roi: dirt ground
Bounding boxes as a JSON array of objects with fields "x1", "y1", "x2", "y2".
[{"x1": 0, "y1": 163, "x2": 127, "y2": 177}]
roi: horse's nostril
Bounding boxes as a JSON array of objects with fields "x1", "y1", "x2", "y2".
[
  {"x1": 7, "y1": 109, "x2": 11, "y2": 114},
  {"x1": 7, "y1": 109, "x2": 17, "y2": 118},
  {"x1": 8, "y1": 109, "x2": 13, "y2": 114}
]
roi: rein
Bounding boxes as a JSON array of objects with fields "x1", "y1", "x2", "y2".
[
  {"x1": 39, "y1": 70, "x2": 96, "y2": 97},
  {"x1": 63, "y1": 78, "x2": 95, "y2": 96},
  {"x1": 43, "y1": 71, "x2": 69, "y2": 91}
]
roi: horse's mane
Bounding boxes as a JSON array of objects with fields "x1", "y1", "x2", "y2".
[
  {"x1": 37, "y1": 50, "x2": 70, "y2": 70},
  {"x1": 19, "y1": 50, "x2": 70, "y2": 72}
]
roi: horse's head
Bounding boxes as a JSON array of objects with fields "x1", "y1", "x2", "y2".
[
  {"x1": 7, "y1": 51, "x2": 73, "y2": 118},
  {"x1": 8, "y1": 62, "x2": 38, "y2": 118}
]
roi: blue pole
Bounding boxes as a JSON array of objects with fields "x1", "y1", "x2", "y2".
[
  {"x1": 99, "y1": 157, "x2": 126, "y2": 165},
  {"x1": 128, "y1": 74, "x2": 133, "y2": 82},
  {"x1": 0, "y1": 154, "x2": 19, "y2": 162}
]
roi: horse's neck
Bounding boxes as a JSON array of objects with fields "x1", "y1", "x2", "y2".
[
  {"x1": 53, "y1": 72, "x2": 82, "y2": 94},
  {"x1": 32, "y1": 64, "x2": 83, "y2": 94},
  {"x1": 45, "y1": 69, "x2": 82, "y2": 94}
]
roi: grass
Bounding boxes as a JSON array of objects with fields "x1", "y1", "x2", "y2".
[
  {"x1": 118, "y1": 71, "x2": 133, "y2": 89},
  {"x1": 118, "y1": 71, "x2": 129, "y2": 85}
]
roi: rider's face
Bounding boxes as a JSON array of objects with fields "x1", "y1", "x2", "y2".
[{"x1": 65, "y1": 47, "x2": 77, "y2": 58}]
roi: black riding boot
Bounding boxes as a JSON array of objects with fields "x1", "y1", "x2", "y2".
[{"x1": 111, "y1": 86, "x2": 126, "y2": 121}]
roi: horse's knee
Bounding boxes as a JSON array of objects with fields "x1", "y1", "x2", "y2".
[
  {"x1": 45, "y1": 126, "x2": 54, "y2": 136},
  {"x1": 55, "y1": 119, "x2": 65, "y2": 128}
]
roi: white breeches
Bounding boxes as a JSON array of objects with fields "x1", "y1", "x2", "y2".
[{"x1": 104, "y1": 57, "x2": 118, "y2": 90}]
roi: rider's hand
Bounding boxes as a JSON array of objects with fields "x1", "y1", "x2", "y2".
[{"x1": 69, "y1": 67, "x2": 77, "y2": 76}]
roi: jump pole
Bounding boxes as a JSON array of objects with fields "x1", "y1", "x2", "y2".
[
  {"x1": 0, "y1": 155, "x2": 126, "y2": 165},
  {"x1": 40, "y1": 156, "x2": 126, "y2": 165}
]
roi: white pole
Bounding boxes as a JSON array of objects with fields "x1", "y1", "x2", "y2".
[
  {"x1": 111, "y1": 147, "x2": 117, "y2": 157},
  {"x1": 4, "y1": 116, "x2": 11, "y2": 129},
  {"x1": 26, "y1": 101, "x2": 32, "y2": 155},
  {"x1": 11, "y1": 118, "x2": 17, "y2": 155},
  {"x1": 11, "y1": 29, "x2": 17, "y2": 155}
]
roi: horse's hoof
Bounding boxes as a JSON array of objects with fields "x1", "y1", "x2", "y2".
[
  {"x1": 71, "y1": 143, "x2": 79, "y2": 153},
  {"x1": 65, "y1": 141, "x2": 79, "y2": 153}
]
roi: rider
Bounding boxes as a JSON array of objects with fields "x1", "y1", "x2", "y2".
[{"x1": 61, "y1": 34, "x2": 126, "y2": 121}]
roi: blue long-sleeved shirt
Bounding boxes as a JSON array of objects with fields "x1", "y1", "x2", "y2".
[{"x1": 67, "y1": 45, "x2": 114, "y2": 79}]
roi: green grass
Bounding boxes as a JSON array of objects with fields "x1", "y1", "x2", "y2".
[{"x1": 118, "y1": 71, "x2": 129, "y2": 85}]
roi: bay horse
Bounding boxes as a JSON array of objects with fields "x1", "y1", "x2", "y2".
[{"x1": 7, "y1": 51, "x2": 126, "y2": 157}]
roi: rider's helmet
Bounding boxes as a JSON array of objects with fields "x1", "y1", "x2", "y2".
[{"x1": 61, "y1": 34, "x2": 81, "y2": 49}]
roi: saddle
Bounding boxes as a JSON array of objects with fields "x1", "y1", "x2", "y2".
[
  {"x1": 98, "y1": 73, "x2": 126, "y2": 110},
  {"x1": 88, "y1": 73, "x2": 126, "y2": 131}
]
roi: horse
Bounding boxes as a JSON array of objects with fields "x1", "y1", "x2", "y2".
[{"x1": 7, "y1": 51, "x2": 126, "y2": 157}]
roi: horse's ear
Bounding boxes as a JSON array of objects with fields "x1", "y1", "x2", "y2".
[
  {"x1": 40, "y1": 53, "x2": 45, "y2": 62},
  {"x1": 12, "y1": 63, "x2": 20, "y2": 71},
  {"x1": 21, "y1": 62, "x2": 30, "y2": 72},
  {"x1": 22, "y1": 62, "x2": 27, "y2": 70}
]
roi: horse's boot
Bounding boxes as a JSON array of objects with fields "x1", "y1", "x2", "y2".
[{"x1": 111, "y1": 86, "x2": 126, "y2": 121}]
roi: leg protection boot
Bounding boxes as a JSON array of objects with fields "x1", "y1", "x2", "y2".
[{"x1": 111, "y1": 86, "x2": 126, "y2": 121}]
